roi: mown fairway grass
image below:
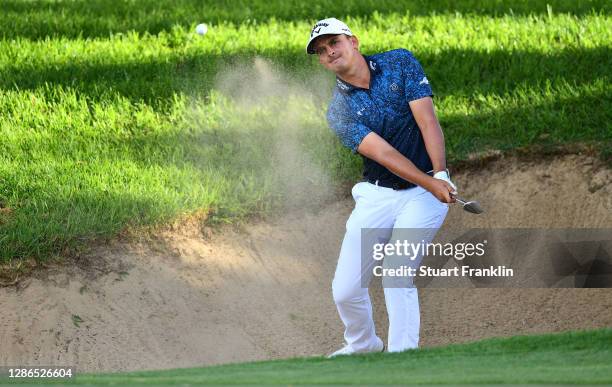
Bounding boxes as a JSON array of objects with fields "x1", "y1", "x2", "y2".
[
  {"x1": 0, "y1": 1, "x2": 610, "y2": 263},
  {"x1": 5, "y1": 328, "x2": 611, "y2": 385}
]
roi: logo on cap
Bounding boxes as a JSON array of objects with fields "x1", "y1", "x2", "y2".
[{"x1": 311, "y1": 22, "x2": 329, "y2": 37}]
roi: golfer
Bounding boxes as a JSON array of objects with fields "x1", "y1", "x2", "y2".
[{"x1": 306, "y1": 18, "x2": 457, "y2": 357}]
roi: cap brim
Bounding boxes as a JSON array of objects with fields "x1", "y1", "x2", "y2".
[
  {"x1": 307, "y1": 33, "x2": 334, "y2": 54},
  {"x1": 306, "y1": 32, "x2": 349, "y2": 54}
]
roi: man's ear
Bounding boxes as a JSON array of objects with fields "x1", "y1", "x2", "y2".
[{"x1": 350, "y1": 35, "x2": 359, "y2": 51}]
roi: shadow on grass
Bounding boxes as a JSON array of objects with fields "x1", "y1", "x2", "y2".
[
  {"x1": 7, "y1": 80, "x2": 600, "y2": 188},
  {"x1": 109, "y1": 85, "x2": 610, "y2": 170},
  {"x1": 1, "y1": 0, "x2": 609, "y2": 40},
  {"x1": 1, "y1": 46, "x2": 609, "y2": 108}
]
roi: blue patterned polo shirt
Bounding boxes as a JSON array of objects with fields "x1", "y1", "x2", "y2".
[{"x1": 326, "y1": 48, "x2": 434, "y2": 189}]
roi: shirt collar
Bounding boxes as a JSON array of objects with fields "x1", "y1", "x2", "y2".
[{"x1": 335, "y1": 54, "x2": 380, "y2": 95}]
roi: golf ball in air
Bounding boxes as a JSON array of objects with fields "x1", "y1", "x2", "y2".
[{"x1": 195, "y1": 23, "x2": 208, "y2": 36}]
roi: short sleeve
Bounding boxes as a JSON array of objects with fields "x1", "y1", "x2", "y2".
[
  {"x1": 400, "y1": 49, "x2": 433, "y2": 102},
  {"x1": 327, "y1": 99, "x2": 371, "y2": 153}
]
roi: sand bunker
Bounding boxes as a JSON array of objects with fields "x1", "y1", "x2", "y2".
[{"x1": 1, "y1": 153, "x2": 611, "y2": 373}]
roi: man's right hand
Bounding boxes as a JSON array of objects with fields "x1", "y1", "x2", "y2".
[{"x1": 424, "y1": 177, "x2": 456, "y2": 204}]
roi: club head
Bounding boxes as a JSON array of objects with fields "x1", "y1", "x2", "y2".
[
  {"x1": 462, "y1": 200, "x2": 484, "y2": 214},
  {"x1": 453, "y1": 196, "x2": 485, "y2": 214}
]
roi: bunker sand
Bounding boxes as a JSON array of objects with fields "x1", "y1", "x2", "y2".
[{"x1": 1, "y1": 154, "x2": 611, "y2": 372}]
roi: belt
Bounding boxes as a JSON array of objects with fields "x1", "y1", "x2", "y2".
[{"x1": 367, "y1": 178, "x2": 415, "y2": 190}]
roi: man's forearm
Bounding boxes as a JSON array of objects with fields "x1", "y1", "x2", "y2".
[
  {"x1": 357, "y1": 131, "x2": 456, "y2": 202},
  {"x1": 358, "y1": 133, "x2": 433, "y2": 187},
  {"x1": 377, "y1": 148, "x2": 432, "y2": 187},
  {"x1": 409, "y1": 97, "x2": 447, "y2": 173},
  {"x1": 420, "y1": 121, "x2": 447, "y2": 173}
]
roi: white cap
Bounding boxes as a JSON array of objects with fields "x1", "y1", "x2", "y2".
[{"x1": 306, "y1": 18, "x2": 353, "y2": 54}]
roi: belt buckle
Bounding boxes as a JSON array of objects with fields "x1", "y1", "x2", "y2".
[{"x1": 394, "y1": 181, "x2": 409, "y2": 190}]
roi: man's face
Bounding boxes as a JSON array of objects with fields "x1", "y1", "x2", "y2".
[{"x1": 312, "y1": 34, "x2": 359, "y2": 73}]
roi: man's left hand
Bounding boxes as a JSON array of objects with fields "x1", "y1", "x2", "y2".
[{"x1": 433, "y1": 169, "x2": 458, "y2": 195}]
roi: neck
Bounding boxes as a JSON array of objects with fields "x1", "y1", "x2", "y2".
[{"x1": 337, "y1": 54, "x2": 370, "y2": 89}]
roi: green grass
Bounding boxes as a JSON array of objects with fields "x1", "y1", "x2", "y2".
[
  {"x1": 0, "y1": 1, "x2": 610, "y2": 263},
  {"x1": 5, "y1": 328, "x2": 611, "y2": 385},
  {"x1": 1, "y1": 0, "x2": 609, "y2": 40}
]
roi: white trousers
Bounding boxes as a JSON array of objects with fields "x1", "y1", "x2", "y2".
[{"x1": 332, "y1": 181, "x2": 449, "y2": 353}]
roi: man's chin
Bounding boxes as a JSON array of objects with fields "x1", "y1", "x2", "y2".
[
  {"x1": 331, "y1": 57, "x2": 344, "y2": 66},
  {"x1": 328, "y1": 60, "x2": 346, "y2": 72}
]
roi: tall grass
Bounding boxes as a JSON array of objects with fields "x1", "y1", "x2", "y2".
[{"x1": 0, "y1": 2, "x2": 609, "y2": 262}]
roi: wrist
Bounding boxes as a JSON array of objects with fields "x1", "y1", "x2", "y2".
[{"x1": 420, "y1": 175, "x2": 437, "y2": 190}]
